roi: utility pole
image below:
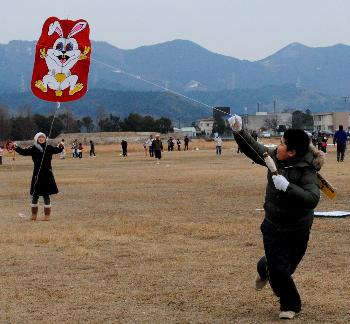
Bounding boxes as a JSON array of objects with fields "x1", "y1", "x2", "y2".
[{"x1": 257, "y1": 102, "x2": 260, "y2": 113}]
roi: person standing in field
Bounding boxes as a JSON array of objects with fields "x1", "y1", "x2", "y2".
[
  {"x1": 176, "y1": 138, "x2": 181, "y2": 151},
  {"x1": 167, "y1": 137, "x2": 174, "y2": 151},
  {"x1": 228, "y1": 114, "x2": 324, "y2": 320},
  {"x1": 184, "y1": 136, "x2": 189, "y2": 150},
  {"x1": 59, "y1": 139, "x2": 66, "y2": 159},
  {"x1": 320, "y1": 136, "x2": 328, "y2": 153},
  {"x1": 142, "y1": 142, "x2": 148, "y2": 156},
  {"x1": 0, "y1": 145, "x2": 3, "y2": 165},
  {"x1": 146, "y1": 135, "x2": 154, "y2": 157},
  {"x1": 89, "y1": 140, "x2": 96, "y2": 157},
  {"x1": 77, "y1": 143, "x2": 83, "y2": 159},
  {"x1": 252, "y1": 130, "x2": 258, "y2": 141},
  {"x1": 121, "y1": 139, "x2": 128, "y2": 157},
  {"x1": 10, "y1": 132, "x2": 64, "y2": 221},
  {"x1": 214, "y1": 136, "x2": 223, "y2": 155},
  {"x1": 333, "y1": 125, "x2": 347, "y2": 162},
  {"x1": 71, "y1": 139, "x2": 78, "y2": 158},
  {"x1": 152, "y1": 134, "x2": 163, "y2": 164}
]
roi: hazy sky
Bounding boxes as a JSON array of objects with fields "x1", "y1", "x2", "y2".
[{"x1": 2, "y1": 0, "x2": 350, "y2": 61}]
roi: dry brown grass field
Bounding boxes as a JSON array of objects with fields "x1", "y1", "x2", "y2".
[{"x1": 0, "y1": 139, "x2": 349, "y2": 323}]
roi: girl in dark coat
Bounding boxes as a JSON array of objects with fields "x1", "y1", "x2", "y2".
[{"x1": 12, "y1": 132, "x2": 63, "y2": 221}]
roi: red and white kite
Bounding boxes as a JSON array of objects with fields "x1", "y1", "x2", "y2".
[{"x1": 31, "y1": 17, "x2": 91, "y2": 102}]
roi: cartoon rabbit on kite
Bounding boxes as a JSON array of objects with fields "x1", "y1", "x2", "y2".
[{"x1": 32, "y1": 17, "x2": 91, "y2": 102}]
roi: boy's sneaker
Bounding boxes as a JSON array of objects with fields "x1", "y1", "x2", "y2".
[
  {"x1": 279, "y1": 311, "x2": 297, "y2": 319},
  {"x1": 255, "y1": 275, "x2": 268, "y2": 290}
]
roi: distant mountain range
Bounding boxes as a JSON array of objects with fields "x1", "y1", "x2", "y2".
[{"x1": 1, "y1": 39, "x2": 350, "y2": 123}]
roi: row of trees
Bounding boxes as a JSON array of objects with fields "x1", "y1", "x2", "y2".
[{"x1": 0, "y1": 105, "x2": 173, "y2": 141}]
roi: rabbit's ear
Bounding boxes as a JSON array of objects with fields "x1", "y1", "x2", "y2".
[
  {"x1": 68, "y1": 21, "x2": 87, "y2": 38},
  {"x1": 48, "y1": 21, "x2": 63, "y2": 37}
]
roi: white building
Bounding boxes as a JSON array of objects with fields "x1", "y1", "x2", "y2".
[
  {"x1": 180, "y1": 127, "x2": 197, "y2": 138},
  {"x1": 313, "y1": 112, "x2": 350, "y2": 132},
  {"x1": 197, "y1": 118, "x2": 214, "y2": 136},
  {"x1": 244, "y1": 112, "x2": 292, "y2": 132}
]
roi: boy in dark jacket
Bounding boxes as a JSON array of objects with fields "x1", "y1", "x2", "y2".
[
  {"x1": 121, "y1": 140, "x2": 128, "y2": 157},
  {"x1": 11, "y1": 132, "x2": 63, "y2": 221},
  {"x1": 333, "y1": 125, "x2": 347, "y2": 162},
  {"x1": 152, "y1": 134, "x2": 163, "y2": 164},
  {"x1": 228, "y1": 115, "x2": 324, "y2": 319}
]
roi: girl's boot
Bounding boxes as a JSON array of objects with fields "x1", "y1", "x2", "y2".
[
  {"x1": 43, "y1": 205, "x2": 51, "y2": 221},
  {"x1": 30, "y1": 204, "x2": 38, "y2": 221}
]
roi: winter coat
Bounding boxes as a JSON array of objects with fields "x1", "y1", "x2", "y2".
[
  {"x1": 121, "y1": 140, "x2": 128, "y2": 149},
  {"x1": 146, "y1": 139, "x2": 153, "y2": 147},
  {"x1": 234, "y1": 130, "x2": 322, "y2": 231},
  {"x1": 333, "y1": 130, "x2": 348, "y2": 146},
  {"x1": 15, "y1": 144, "x2": 63, "y2": 196},
  {"x1": 152, "y1": 139, "x2": 163, "y2": 151},
  {"x1": 214, "y1": 137, "x2": 223, "y2": 147}
]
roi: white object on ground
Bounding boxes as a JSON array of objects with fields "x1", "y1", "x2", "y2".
[{"x1": 314, "y1": 211, "x2": 350, "y2": 217}]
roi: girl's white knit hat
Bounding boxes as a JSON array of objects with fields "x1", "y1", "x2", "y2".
[{"x1": 34, "y1": 132, "x2": 47, "y2": 143}]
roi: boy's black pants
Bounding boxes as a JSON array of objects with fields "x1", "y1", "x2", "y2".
[
  {"x1": 257, "y1": 219, "x2": 311, "y2": 312},
  {"x1": 336, "y1": 144, "x2": 346, "y2": 161}
]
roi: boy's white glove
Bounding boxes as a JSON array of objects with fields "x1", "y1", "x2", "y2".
[
  {"x1": 227, "y1": 114, "x2": 242, "y2": 132},
  {"x1": 272, "y1": 175, "x2": 289, "y2": 192}
]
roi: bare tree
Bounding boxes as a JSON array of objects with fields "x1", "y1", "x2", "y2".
[
  {"x1": 81, "y1": 116, "x2": 94, "y2": 133},
  {"x1": 59, "y1": 108, "x2": 80, "y2": 133},
  {"x1": 264, "y1": 115, "x2": 280, "y2": 132},
  {"x1": 95, "y1": 106, "x2": 107, "y2": 131}
]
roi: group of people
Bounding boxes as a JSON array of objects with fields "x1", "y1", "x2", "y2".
[
  {"x1": 142, "y1": 135, "x2": 190, "y2": 164},
  {"x1": 3, "y1": 119, "x2": 342, "y2": 319},
  {"x1": 144, "y1": 134, "x2": 164, "y2": 164},
  {"x1": 70, "y1": 139, "x2": 84, "y2": 159},
  {"x1": 311, "y1": 125, "x2": 349, "y2": 161},
  {"x1": 62, "y1": 139, "x2": 96, "y2": 159},
  {"x1": 165, "y1": 136, "x2": 188, "y2": 151}
]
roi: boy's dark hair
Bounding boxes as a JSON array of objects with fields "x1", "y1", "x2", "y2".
[
  {"x1": 283, "y1": 129, "x2": 310, "y2": 157},
  {"x1": 339, "y1": 125, "x2": 343, "y2": 131}
]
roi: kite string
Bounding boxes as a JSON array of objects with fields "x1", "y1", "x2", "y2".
[
  {"x1": 91, "y1": 58, "x2": 227, "y2": 115},
  {"x1": 91, "y1": 57, "x2": 267, "y2": 164}
]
